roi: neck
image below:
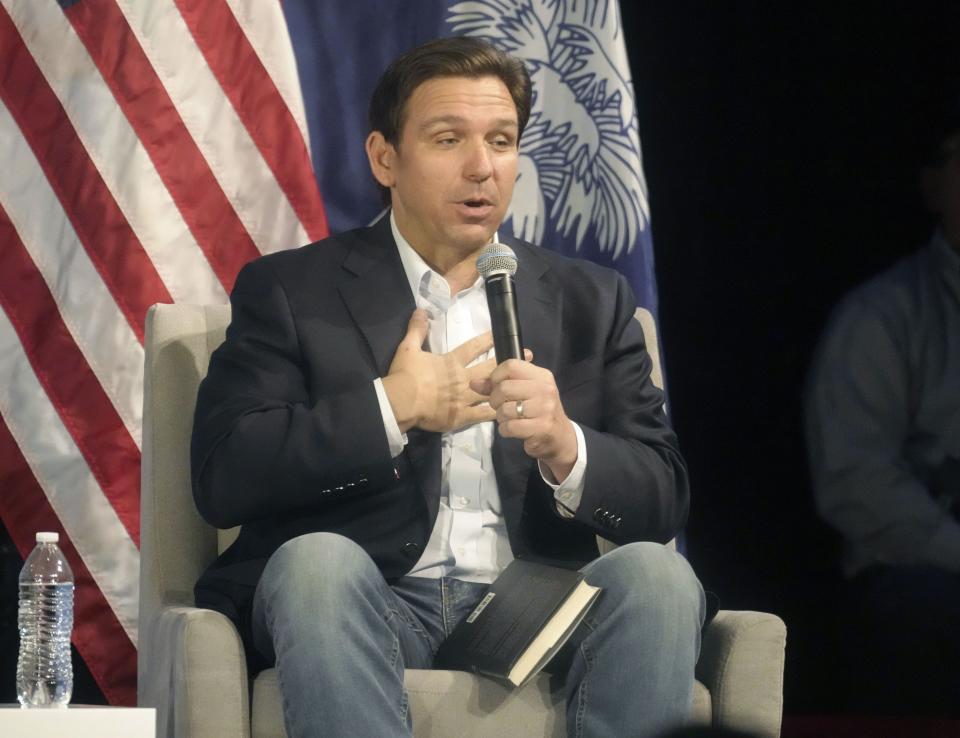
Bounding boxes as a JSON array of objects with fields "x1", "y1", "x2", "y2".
[
  {"x1": 416, "y1": 248, "x2": 480, "y2": 294},
  {"x1": 389, "y1": 212, "x2": 490, "y2": 294}
]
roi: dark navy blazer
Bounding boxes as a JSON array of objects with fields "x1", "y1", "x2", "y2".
[{"x1": 190, "y1": 215, "x2": 688, "y2": 656}]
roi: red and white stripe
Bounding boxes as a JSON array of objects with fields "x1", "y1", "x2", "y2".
[{"x1": 0, "y1": 0, "x2": 327, "y2": 705}]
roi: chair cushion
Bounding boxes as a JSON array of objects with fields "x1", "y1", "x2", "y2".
[{"x1": 251, "y1": 668, "x2": 711, "y2": 738}]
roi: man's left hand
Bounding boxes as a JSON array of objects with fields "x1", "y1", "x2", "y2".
[{"x1": 471, "y1": 355, "x2": 578, "y2": 483}]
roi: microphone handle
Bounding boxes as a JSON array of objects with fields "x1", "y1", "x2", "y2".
[{"x1": 484, "y1": 273, "x2": 523, "y2": 363}]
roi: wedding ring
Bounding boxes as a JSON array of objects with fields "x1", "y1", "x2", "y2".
[{"x1": 516, "y1": 400, "x2": 525, "y2": 418}]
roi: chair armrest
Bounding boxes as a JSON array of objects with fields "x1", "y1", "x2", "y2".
[
  {"x1": 696, "y1": 610, "x2": 786, "y2": 738},
  {"x1": 138, "y1": 606, "x2": 251, "y2": 738}
]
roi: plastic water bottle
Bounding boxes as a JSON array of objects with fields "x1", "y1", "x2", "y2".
[{"x1": 16, "y1": 531, "x2": 74, "y2": 708}]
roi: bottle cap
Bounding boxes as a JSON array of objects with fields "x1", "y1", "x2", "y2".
[{"x1": 35, "y1": 531, "x2": 59, "y2": 543}]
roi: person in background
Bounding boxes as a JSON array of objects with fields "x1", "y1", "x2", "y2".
[{"x1": 805, "y1": 94, "x2": 960, "y2": 716}]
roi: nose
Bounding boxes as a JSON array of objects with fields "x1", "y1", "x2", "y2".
[{"x1": 464, "y1": 140, "x2": 493, "y2": 182}]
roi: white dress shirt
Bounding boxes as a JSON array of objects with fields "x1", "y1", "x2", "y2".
[{"x1": 370, "y1": 212, "x2": 587, "y2": 582}]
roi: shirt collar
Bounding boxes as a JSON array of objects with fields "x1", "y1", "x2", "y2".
[
  {"x1": 390, "y1": 211, "x2": 433, "y2": 300},
  {"x1": 389, "y1": 210, "x2": 497, "y2": 301}
]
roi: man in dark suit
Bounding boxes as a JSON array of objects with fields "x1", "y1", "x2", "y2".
[{"x1": 192, "y1": 37, "x2": 704, "y2": 738}]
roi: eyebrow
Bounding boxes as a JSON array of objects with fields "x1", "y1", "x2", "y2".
[{"x1": 419, "y1": 115, "x2": 518, "y2": 132}]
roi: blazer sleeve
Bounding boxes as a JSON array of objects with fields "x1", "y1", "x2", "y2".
[
  {"x1": 570, "y1": 272, "x2": 690, "y2": 544},
  {"x1": 190, "y1": 258, "x2": 397, "y2": 529}
]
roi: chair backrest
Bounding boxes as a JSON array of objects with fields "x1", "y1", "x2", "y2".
[
  {"x1": 139, "y1": 304, "x2": 232, "y2": 634},
  {"x1": 633, "y1": 307, "x2": 663, "y2": 391}
]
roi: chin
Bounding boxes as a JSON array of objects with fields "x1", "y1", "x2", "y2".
[{"x1": 450, "y1": 224, "x2": 498, "y2": 250}]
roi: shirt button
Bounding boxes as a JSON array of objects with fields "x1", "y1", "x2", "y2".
[
  {"x1": 401, "y1": 542, "x2": 420, "y2": 559},
  {"x1": 458, "y1": 496, "x2": 470, "y2": 506}
]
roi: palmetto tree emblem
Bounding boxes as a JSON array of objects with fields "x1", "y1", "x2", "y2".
[{"x1": 447, "y1": 0, "x2": 650, "y2": 260}]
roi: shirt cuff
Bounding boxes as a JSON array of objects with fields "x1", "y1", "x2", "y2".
[
  {"x1": 538, "y1": 422, "x2": 587, "y2": 519},
  {"x1": 373, "y1": 378, "x2": 407, "y2": 459}
]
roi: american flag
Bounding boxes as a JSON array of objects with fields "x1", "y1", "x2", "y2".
[
  {"x1": 0, "y1": 0, "x2": 326, "y2": 705},
  {"x1": 1, "y1": 0, "x2": 656, "y2": 706}
]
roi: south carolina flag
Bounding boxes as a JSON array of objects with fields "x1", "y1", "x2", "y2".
[{"x1": 0, "y1": 0, "x2": 658, "y2": 704}]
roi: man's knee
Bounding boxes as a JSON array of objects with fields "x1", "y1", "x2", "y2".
[
  {"x1": 260, "y1": 532, "x2": 381, "y2": 613},
  {"x1": 587, "y1": 541, "x2": 703, "y2": 617}
]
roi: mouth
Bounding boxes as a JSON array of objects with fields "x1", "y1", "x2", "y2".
[
  {"x1": 459, "y1": 197, "x2": 494, "y2": 209},
  {"x1": 456, "y1": 197, "x2": 495, "y2": 219}
]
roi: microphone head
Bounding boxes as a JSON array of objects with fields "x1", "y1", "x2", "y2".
[{"x1": 477, "y1": 243, "x2": 518, "y2": 279}]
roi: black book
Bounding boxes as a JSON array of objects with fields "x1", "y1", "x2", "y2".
[{"x1": 434, "y1": 559, "x2": 602, "y2": 688}]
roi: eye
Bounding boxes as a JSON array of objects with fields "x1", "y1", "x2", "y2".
[{"x1": 491, "y1": 136, "x2": 515, "y2": 150}]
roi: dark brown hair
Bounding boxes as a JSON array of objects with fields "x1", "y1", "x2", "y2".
[{"x1": 369, "y1": 36, "x2": 532, "y2": 148}]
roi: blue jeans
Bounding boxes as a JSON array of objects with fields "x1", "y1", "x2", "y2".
[{"x1": 252, "y1": 533, "x2": 705, "y2": 738}]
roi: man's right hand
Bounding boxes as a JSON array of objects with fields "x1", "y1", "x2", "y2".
[{"x1": 382, "y1": 309, "x2": 497, "y2": 434}]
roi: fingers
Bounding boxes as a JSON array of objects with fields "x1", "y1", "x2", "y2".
[
  {"x1": 488, "y1": 356, "x2": 545, "y2": 385},
  {"x1": 488, "y1": 378, "x2": 547, "y2": 411},
  {"x1": 451, "y1": 331, "x2": 494, "y2": 365},
  {"x1": 401, "y1": 309, "x2": 429, "y2": 349},
  {"x1": 497, "y1": 417, "x2": 539, "y2": 439},
  {"x1": 464, "y1": 356, "x2": 495, "y2": 398},
  {"x1": 466, "y1": 356, "x2": 496, "y2": 380},
  {"x1": 463, "y1": 387, "x2": 493, "y2": 407},
  {"x1": 490, "y1": 378, "x2": 529, "y2": 402},
  {"x1": 469, "y1": 376, "x2": 492, "y2": 396},
  {"x1": 496, "y1": 397, "x2": 534, "y2": 422},
  {"x1": 468, "y1": 349, "x2": 535, "y2": 396},
  {"x1": 496, "y1": 403, "x2": 570, "y2": 462},
  {"x1": 455, "y1": 402, "x2": 497, "y2": 429}
]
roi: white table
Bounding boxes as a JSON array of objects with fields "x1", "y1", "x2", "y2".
[{"x1": 0, "y1": 705, "x2": 155, "y2": 737}]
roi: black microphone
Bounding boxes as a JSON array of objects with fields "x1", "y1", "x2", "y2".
[{"x1": 477, "y1": 243, "x2": 523, "y2": 363}]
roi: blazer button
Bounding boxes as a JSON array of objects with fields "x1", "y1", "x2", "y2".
[
  {"x1": 401, "y1": 542, "x2": 420, "y2": 559},
  {"x1": 593, "y1": 507, "x2": 605, "y2": 522}
]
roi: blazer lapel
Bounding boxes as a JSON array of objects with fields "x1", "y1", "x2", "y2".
[
  {"x1": 338, "y1": 217, "x2": 414, "y2": 377},
  {"x1": 513, "y1": 244, "x2": 561, "y2": 378},
  {"x1": 337, "y1": 217, "x2": 441, "y2": 518}
]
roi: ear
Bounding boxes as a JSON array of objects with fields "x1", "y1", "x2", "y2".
[{"x1": 366, "y1": 131, "x2": 396, "y2": 189}]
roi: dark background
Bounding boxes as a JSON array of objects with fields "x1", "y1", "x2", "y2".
[
  {"x1": 1, "y1": 0, "x2": 955, "y2": 715},
  {"x1": 620, "y1": 0, "x2": 954, "y2": 714}
]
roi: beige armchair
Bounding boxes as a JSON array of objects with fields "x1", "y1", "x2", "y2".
[{"x1": 138, "y1": 302, "x2": 786, "y2": 738}]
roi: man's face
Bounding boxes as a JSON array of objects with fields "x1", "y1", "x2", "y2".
[{"x1": 368, "y1": 75, "x2": 519, "y2": 259}]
